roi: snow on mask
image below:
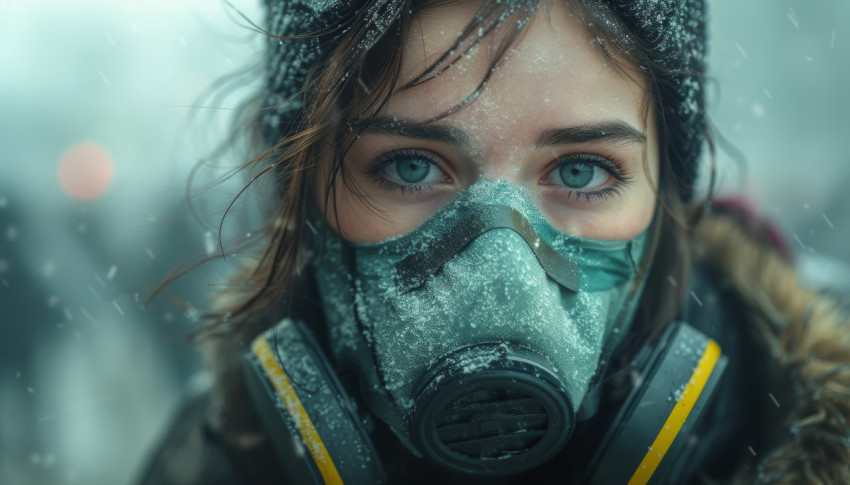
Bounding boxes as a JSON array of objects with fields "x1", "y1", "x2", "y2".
[{"x1": 311, "y1": 180, "x2": 652, "y2": 473}]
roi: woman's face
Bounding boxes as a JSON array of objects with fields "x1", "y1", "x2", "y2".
[{"x1": 319, "y1": 1, "x2": 659, "y2": 243}]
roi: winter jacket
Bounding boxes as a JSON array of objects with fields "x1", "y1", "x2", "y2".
[{"x1": 136, "y1": 210, "x2": 850, "y2": 484}]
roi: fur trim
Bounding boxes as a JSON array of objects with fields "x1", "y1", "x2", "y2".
[{"x1": 693, "y1": 212, "x2": 850, "y2": 484}]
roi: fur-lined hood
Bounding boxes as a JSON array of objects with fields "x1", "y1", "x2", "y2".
[
  {"x1": 200, "y1": 210, "x2": 850, "y2": 483},
  {"x1": 692, "y1": 213, "x2": 850, "y2": 483}
]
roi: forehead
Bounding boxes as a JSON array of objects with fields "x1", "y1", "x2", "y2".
[{"x1": 385, "y1": 1, "x2": 649, "y2": 135}]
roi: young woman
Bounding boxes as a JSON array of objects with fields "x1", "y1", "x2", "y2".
[{"x1": 138, "y1": 0, "x2": 850, "y2": 483}]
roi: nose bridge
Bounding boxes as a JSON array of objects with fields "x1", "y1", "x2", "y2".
[
  {"x1": 463, "y1": 225, "x2": 538, "y2": 267},
  {"x1": 477, "y1": 145, "x2": 528, "y2": 182},
  {"x1": 393, "y1": 205, "x2": 579, "y2": 293}
]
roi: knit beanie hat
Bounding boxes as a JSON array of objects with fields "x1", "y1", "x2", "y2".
[{"x1": 262, "y1": 0, "x2": 707, "y2": 199}]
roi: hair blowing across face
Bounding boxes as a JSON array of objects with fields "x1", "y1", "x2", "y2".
[{"x1": 166, "y1": 0, "x2": 711, "y2": 358}]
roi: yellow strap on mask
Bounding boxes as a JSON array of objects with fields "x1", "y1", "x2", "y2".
[
  {"x1": 628, "y1": 339, "x2": 722, "y2": 485},
  {"x1": 252, "y1": 337, "x2": 344, "y2": 485}
]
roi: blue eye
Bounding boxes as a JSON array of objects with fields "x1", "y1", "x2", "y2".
[
  {"x1": 374, "y1": 149, "x2": 446, "y2": 187},
  {"x1": 395, "y1": 158, "x2": 431, "y2": 183},
  {"x1": 549, "y1": 155, "x2": 612, "y2": 190},
  {"x1": 559, "y1": 162, "x2": 597, "y2": 188}
]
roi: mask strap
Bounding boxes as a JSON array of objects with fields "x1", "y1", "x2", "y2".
[
  {"x1": 581, "y1": 204, "x2": 664, "y2": 418},
  {"x1": 610, "y1": 203, "x2": 663, "y2": 342},
  {"x1": 393, "y1": 206, "x2": 579, "y2": 293}
]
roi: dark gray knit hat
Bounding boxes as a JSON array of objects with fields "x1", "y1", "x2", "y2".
[{"x1": 262, "y1": 0, "x2": 707, "y2": 199}]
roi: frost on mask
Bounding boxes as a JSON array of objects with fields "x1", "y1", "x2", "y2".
[{"x1": 312, "y1": 180, "x2": 650, "y2": 437}]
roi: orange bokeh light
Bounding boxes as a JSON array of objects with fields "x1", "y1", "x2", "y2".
[{"x1": 58, "y1": 142, "x2": 115, "y2": 200}]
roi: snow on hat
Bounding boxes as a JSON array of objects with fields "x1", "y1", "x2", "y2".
[
  {"x1": 608, "y1": 0, "x2": 707, "y2": 200},
  {"x1": 262, "y1": 0, "x2": 707, "y2": 199}
]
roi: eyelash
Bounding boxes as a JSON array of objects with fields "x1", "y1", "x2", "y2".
[
  {"x1": 547, "y1": 153, "x2": 634, "y2": 203},
  {"x1": 365, "y1": 149, "x2": 445, "y2": 195}
]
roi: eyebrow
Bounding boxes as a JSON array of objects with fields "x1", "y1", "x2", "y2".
[
  {"x1": 355, "y1": 117, "x2": 472, "y2": 149},
  {"x1": 535, "y1": 120, "x2": 646, "y2": 148},
  {"x1": 354, "y1": 117, "x2": 645, "y2": 149}
]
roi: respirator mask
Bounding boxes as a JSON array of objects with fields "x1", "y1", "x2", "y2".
[{"x1": 243, "y1": 180, "x2": 727, "y2": 484}]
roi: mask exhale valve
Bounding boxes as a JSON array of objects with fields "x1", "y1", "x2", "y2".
[{"x1": 411, "y1": 344, "x2": 574, "y2": 475}]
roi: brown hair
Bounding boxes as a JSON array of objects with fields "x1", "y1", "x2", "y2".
[{"x1": 155, "y1": 0, "x2": 712, "y2": 351}]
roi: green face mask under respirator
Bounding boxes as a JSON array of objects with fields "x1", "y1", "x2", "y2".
[{"x1": 242, "y1": 180, "x2": 727, "y2": 484}]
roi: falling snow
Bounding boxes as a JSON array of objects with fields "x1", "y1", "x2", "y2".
[
  {"x1": 822, "y1": 214, "x2": 834, "y2": 229},
  {"x1": 787, "y1": 8, "x2": 800, "y2": 29},
  {"x1": 98, "y1": 69, "x2": 111, "y2": 86},
  {"x1": 690, "y1": 291, "x2": 703, "y2": 307},
  {"x1": 204, "y1": 231, "x2": 216, "y2": 256},
  {"x1": 768, "y1": 393, "x2": 780, "y2": 408},
  {"x1": 42, "y1": 262, "x2": 55, "y2": 277},
  {"x1": 0, "y1": 2, "x2": 848, "y2": 484}
]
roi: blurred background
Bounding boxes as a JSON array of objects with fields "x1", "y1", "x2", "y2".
[{"x1": 0, "y1": 0, "x2": 848, "y2": 483}]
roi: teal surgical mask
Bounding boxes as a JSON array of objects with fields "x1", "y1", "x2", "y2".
[{"x1": 311, "y1": 180, "x2": 656, "y2": 475}]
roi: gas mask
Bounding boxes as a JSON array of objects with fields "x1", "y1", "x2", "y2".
[{"x1": 243, "y1": 181, "x2": 728, "y2": 484}]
